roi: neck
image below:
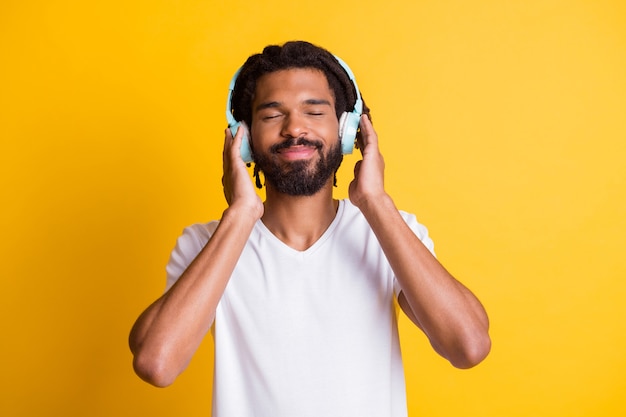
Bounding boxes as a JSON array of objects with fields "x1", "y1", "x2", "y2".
[{"x1": 262, "y1": 182, "x2": 338, "y2": 251}]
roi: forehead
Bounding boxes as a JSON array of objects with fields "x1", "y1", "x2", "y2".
[{"x1": 253, "y1": 68, "x2": 335, "y2": 105}]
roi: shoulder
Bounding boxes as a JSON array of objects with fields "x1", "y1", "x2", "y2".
[
  {"x1": 180, "y1": 221, "x2": 219, "y2": 244},
  {"x1": 340, "y1": 198, "x2": 426, "y2": 229},
  {"x1": 164, "y1": 221, "x2": 220, "y2": 290},
  {"x1": 339, "y1": 198, "x2": 435, "y2": 255},
  {"x1": 170, "y1": 221, "x2": 220, "y2": 255}
]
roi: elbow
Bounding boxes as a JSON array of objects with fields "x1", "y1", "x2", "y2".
[
  {"x1": 449, "y1": 331, "x2": 492, "y2": 369},
  {"x1": 132, "y1": 350, "x2": 178, "y2": 388}
]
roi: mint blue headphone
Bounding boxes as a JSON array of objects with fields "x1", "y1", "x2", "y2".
[{"x1": 225, "y1": 55, "x2": 363, "y2": 163}]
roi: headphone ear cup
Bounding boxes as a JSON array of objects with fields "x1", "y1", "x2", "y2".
[
  {"x1": 230, "y1": 121, "x2": 254, "y2": 163},
  {"x1": 338, "y1": 111, "x2": 360, "y2": 155}
]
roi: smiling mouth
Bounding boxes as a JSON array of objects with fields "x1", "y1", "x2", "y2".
[
  {"x1": 278, "y1": 144, "x2": 316, "y2": 153},
  {"x1": 271, "y1": 137, "x2": 322, "y2": 153},
  {"x1": 275, "y1": 145, "x2": 319, "y2": 162}
]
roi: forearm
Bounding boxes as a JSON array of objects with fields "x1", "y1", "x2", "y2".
[
  {"x1": 129, "y1": 205, "x2": 257, "y2": 386},
  {"x1": 359, "y1": 194, "x2": 491, "y2": 368}
]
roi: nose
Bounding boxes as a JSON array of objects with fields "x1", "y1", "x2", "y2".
[{"x1": 280, "y1": 112, "x2": 308, "y2": 138}]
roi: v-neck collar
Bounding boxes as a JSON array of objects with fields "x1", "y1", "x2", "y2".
[{"x1": 255, "y1": 199, "x2": 345, "y2": 258}]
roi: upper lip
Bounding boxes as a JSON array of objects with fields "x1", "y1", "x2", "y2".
[{"x1": 272, "y1": 137, "x2": 321, "y2": 153}]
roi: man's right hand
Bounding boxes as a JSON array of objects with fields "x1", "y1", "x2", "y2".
[{"x1": 222, "y1": 126, "x2": 264, "y2": 220}]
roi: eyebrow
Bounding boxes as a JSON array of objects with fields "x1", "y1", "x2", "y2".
[
  {"x1": 255, "y1": 98, "x2": 332, "y2": 112},
  {"x1": 303, "y1": 99, "x2": 332, "y2": 106},
  {"x1": 255, "y1": 101, "x2": 281, "y2": 112}
]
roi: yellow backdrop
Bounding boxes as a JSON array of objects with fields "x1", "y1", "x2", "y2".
[{"x1": 1, "y1": 1, "x2": 625, "y2": 416}]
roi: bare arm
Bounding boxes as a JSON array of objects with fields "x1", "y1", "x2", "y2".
[
  {"x1": 129, "y1": 126, "x2": 263, "y2": 386},
  {"x1": 349, "y1": 115, "x2": 491, "y2": 368}
]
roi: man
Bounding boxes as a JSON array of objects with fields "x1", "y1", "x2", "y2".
[{"x1": 129, "y1": 41, "x2": 490, "y2": 416}]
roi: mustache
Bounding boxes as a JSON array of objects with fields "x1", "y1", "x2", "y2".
[{"x1": 270, "y1": 137, "x2": 323, "y2": 153}]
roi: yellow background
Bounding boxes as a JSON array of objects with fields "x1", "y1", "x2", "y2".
[{"x1": 1, "y1": 1, "x2": 625, "y2": 416}]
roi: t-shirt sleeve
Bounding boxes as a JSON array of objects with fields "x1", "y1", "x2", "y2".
[
  {"x1": 394, "y1": 211, "x2": 436, "y2": 296},
  {"x1": 400, "y1": 211, "x2": 436, "y2": 256},
  {"x1": 164, "y1": 222, "x2": 218, "y2": 292}
]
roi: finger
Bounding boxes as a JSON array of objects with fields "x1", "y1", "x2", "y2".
[
  {"x1": 353, "y1": 159, "x2": 362, "y2": 177},
  {"x1": 359, "y1": 115, "x2": 378, "y2": 149},
  {"x1": 225, "y1": 126, "x2": 245, "y2": 163},
  {"x1": 223, "y1": 128, "x2": 231, "y2": 166}
]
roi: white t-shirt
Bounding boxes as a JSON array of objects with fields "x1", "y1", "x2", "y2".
[{"x1": 165, "y1": 199, "x2": 435, "y2": 417}]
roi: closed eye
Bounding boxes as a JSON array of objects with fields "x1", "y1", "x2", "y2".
[
  {"x1": 304, "y1": 106, "x2": 329, "y2": 117},
  {"x1": 303, "y1": 99, "x2": 332, "y2": 117},
  {"x1": 258, "y1": 110, "x2": 284, "y2": 121}
]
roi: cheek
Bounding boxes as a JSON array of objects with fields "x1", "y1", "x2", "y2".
[
  {"x1": 322, "y1": 119, "x2": 340, "y2": 139},
  {"x1": 328, "y1": 123, "x2": 342, "y2": 144},
  {"x1": 249, "y1": 123, "x2": 272, "y2": 151}
]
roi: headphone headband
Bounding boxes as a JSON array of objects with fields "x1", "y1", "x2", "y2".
[
  {"x1": 225, "y1": 67, "x2": 241, "y2": 128},
  {"x1": 332, "y1": 55, "x2": 363, "y2": 115}
]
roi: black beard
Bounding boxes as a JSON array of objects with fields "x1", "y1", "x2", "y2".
[{"x1": 253, "y1": 137, "x2": 344, "y2": 196}]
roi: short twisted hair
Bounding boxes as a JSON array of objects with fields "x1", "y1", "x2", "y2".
[{"x1": 231, "y1": 41, "x2": 370, "y2": 128}]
